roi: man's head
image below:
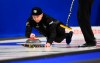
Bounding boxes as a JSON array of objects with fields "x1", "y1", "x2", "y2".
[{"x1": 32, "y1": 7, "x2": 43, "y2": 23}]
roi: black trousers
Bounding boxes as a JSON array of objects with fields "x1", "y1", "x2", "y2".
[
  {"x1": 77, "y1": 0, "x2": 96, "y2": 44},
  {"x1": 53, "y1": 24, "x2": 69, "y2": 43},
  {"x1": 53, "y1": 25, "x2": 66, "y2": 43}
]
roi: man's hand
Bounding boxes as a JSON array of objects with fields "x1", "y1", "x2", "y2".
[
  {"x1": 29, "y1": 33, "x2": 38, "y2": 40},
  {"x1": 45, "y1": 42, "x2": 51, "y2": 47},
  {"x1": 30, "y1": 33, "x2": 35, "y2": 38}
]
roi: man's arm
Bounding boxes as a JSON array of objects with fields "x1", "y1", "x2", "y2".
[
  {"x1": 25, "y1": 21, "x2": 32, "y2": 38},
  {"x1": 46, "y1": 23, "x2": 57, "y2": 44}
]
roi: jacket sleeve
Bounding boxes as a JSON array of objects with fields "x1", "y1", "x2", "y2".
[
  {"x1": 25, "y1": 21, "x2": 32, "y2": 38},
  {"x1": 47, "y1": 23, "x2": 57, "y2": 44}
]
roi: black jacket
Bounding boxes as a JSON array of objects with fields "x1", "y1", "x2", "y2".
[{"x1": 25, "y1": 14, "x2": 66, "y2": 44}]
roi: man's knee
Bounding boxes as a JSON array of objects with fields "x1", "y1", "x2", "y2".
[{"x1": 54, "y1": 38, "x2": 64, "y2": 43}]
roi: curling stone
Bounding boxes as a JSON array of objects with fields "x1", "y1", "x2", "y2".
[{"x1": 25, "y1": 38, "x2": 41, "y2": 47}]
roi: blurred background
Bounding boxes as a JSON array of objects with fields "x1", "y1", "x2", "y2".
[{"x1": 0, "y1": 0, "x2": 100, "y2": 38}]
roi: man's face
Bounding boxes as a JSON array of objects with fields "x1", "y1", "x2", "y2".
[{"x1": 32, "y1": 13, "x2": 43, "y2": 23}]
